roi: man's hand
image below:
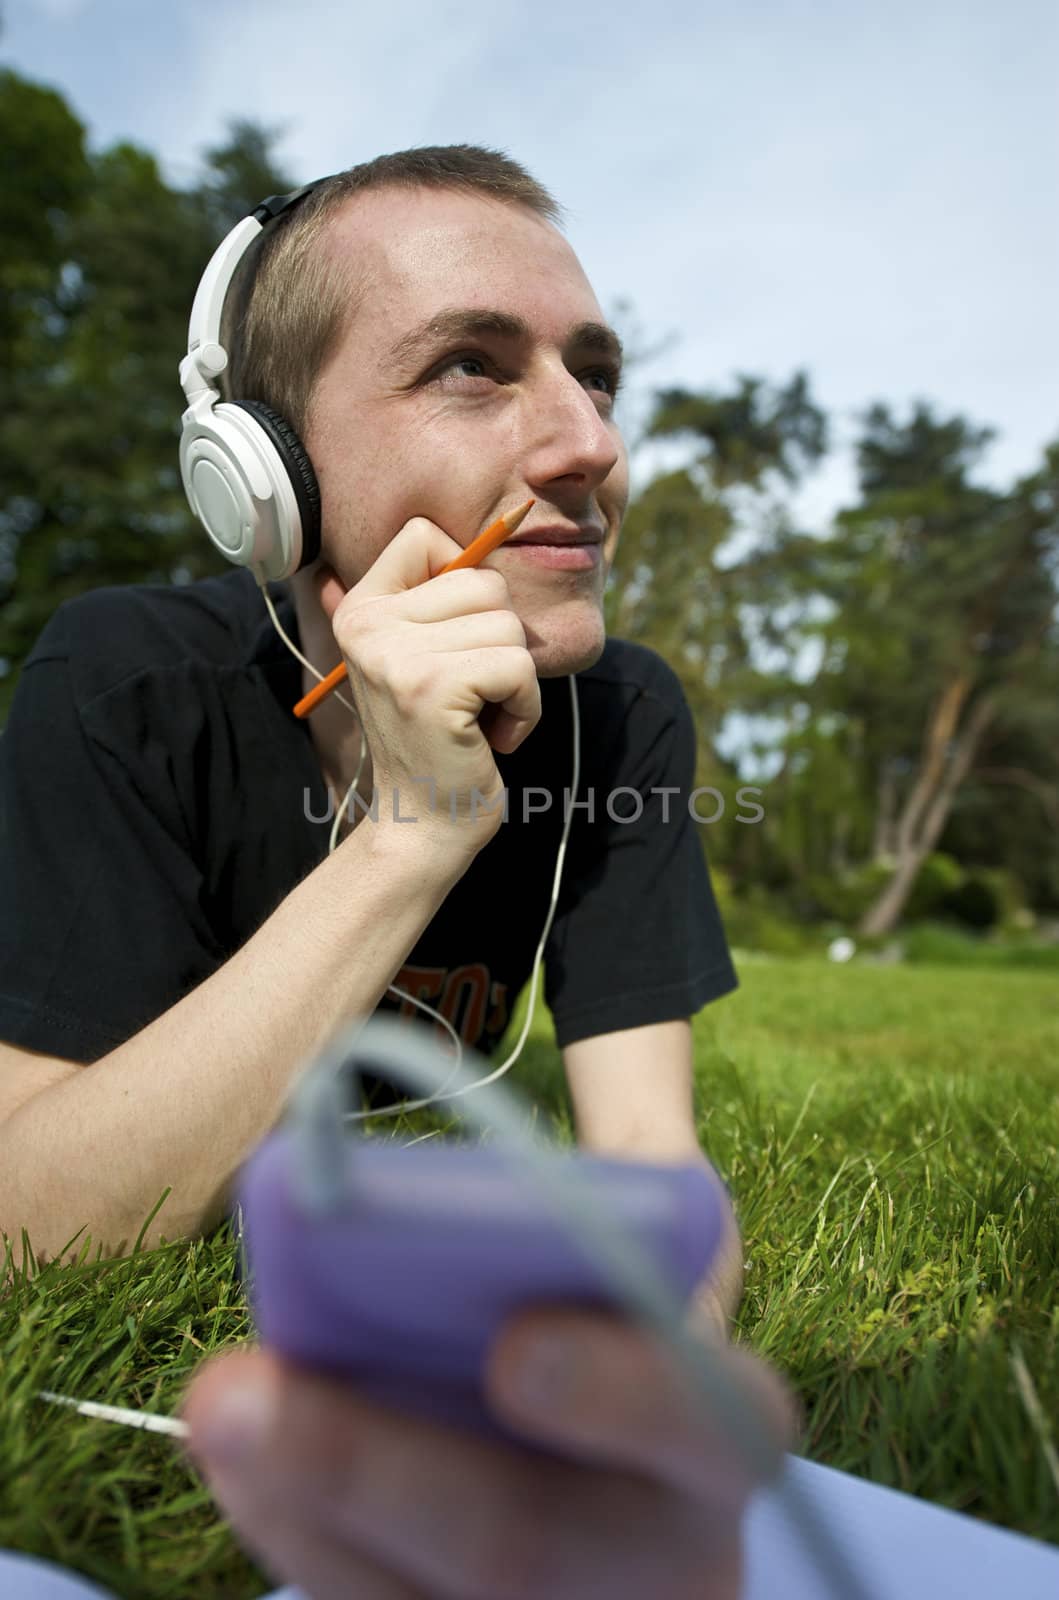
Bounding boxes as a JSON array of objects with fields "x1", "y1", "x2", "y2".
[
  {"x1": 180, "y1": 1307, "x2": 796, "y2": 1599},
  {"x1": 316, "y1": 514, "x2": 541, "y2": 850}
]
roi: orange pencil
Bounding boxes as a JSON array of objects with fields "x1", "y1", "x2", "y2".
[{"x1": 292, "y1": 499, "x2": 536, "y2": 719}]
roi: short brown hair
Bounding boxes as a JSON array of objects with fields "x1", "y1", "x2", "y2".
[{"x1": 218, "y1": 144, "x2": 567, "y2": 438}]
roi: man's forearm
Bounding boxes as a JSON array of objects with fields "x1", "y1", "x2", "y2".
[{"x1": 0, "y1": 821, "x2": 472, "y2": 1268}]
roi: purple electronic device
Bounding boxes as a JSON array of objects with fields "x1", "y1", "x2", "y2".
[{"x1": 236, "y1": 1133, "x2": 730, "y2": 1448}]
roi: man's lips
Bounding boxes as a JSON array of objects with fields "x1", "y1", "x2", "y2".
[{"x1": 505, "y1": 524, "x2": 605, "y2": 547}]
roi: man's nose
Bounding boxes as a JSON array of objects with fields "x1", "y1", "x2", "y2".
[{"x1": 524, "y1": 365, "x2": 622, "y2": 488}]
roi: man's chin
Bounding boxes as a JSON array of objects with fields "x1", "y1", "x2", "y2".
[{"x1": 531, "y1": 627, "x2": 607, "y2": 680}]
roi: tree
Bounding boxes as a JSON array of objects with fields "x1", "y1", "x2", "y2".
[
  {"x1": 0, "y1": 69, "x2": 89, "y2": 361},
  {"x1": 849, "y1": 417, "x2": 1057, "y2": 934},
  {"x1": 0, "y1": 84, "x2": 296, "y2": 719},
  {"x1": 605, "y1": 370, "x2": 829, "y2": 756},
  {"x1": 942, "y1": 699, "x2": 1059, "y2": 913},
  {"x1": 196, "y1": 117, "x2": 297, "y2": 235},
  {"x1": 640, "y1": 369, "x2": 828, "y2": 493},
  {"x1": 757, "y1": 405, "x2": 1059, "y2": 933},
  {"x1": 612, "y1": 386, "x2": 1059, "y2": 931}
]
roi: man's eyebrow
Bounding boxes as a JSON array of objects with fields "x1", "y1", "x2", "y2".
[{"x1": 385, "y1": 308, "x2": 625, "y2": 370}]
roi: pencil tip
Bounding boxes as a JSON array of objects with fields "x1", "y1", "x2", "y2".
[{"x1": 506, "y1": 498, "x2": 535, "y2": 531}]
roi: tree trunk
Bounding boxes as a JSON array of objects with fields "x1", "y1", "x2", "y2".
[
  {"x1": 859, "y1": 688, "x2": 997, "y2": 937},
  {"x1": 872, "y1": 762, "x2": 899, "y2": 860},
  {"x1": 895, "y1": 673, "x2": 972, "y2": 857},
  {"x1": 860, "y1": 848, "x2": 923, "y2": 938}
]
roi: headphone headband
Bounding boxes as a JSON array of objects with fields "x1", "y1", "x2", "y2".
[
  {"x1": 183, "y1": 178, "x2": 335, "y2": 400},
  {"x1": 178, "y1": 175, "x2": 337, "y2": 582}
]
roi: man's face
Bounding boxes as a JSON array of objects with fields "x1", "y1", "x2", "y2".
[{"x1": 302, "y1": 186, "x2": 629, "y2": 678}]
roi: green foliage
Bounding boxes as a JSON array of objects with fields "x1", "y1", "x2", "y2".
[
  {"x1": 604, "y1": 466, "x2": 744, "y2": 745},
  {"x1": 712, "y1": 872, "x2": 817, "y2": 955},
  {"x1": 807, "y1": 861, "x2": 895, "y2": 923},
  {"x1": 948, "y1": 721, "x2": 1059, "y2": 913},
  {"x1": 0, "y1": 74, "x2": 296, "y2": 718},
  {"x1": 901, "y1": 922, "x2": 1059, "y2": 969},
  {"x1": 604, "y1": 371, "x2": 830, "y2": 761},
  {"x1": 608, "y1": 365, "x2": 1057, "y2": 930},
  {"x1": 942, "y1": 875, "x2": 1004, "y2": 929},
  {"x1": 904, "y1": 851, "x2": 965, "y2": 920},
  {"x1": 0, "y1": 69, "x2": 90, "y2": 353},
  {"x1": 941, "y1": 867, "x2": 1026, "y2": 931},
  {"x1": 198, "y1": 117, "x2": 297, "y2": 235},
  {"x1": 642, "y1": 369, "x2": 828, "y2": 492}
]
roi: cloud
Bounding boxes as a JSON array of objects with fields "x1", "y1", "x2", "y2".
[
  {"x1": 177, "y1": 0, "x2": 528, "y2": 182},
  {"x1": 24, "y1": 0, "x2": 92, "y2": 19}
]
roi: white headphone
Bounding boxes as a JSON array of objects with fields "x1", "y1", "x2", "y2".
[
  {"x1": 178, "y1": 181, "x2": 581, "y2": 1123},
  {"x1": 178, "y1": 180, "x2": 333, "y2": 583}
]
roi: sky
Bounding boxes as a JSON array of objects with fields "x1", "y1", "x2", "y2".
[{"x1": 4, "y1": 0, "x2": 1057, "y2": 537}]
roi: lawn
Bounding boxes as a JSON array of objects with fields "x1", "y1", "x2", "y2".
[{"x1": 1, "y1": 957, "x2": 1057, "y2": 1598}]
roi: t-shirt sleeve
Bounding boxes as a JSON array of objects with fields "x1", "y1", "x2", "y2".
[
  {"x1": 0, "y1": 606, "x2": 227, "y2": 1064},
  {"x1": 543, "y1": 663, "x2": 737, "y2": 1049}
]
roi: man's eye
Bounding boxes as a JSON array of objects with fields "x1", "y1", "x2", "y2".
[
  {"x1": 431, "y1": 353, "x2": 623, "y2": 400},
  {"x1": 590, "y1": 364, "x2": 624, "y2": 399},
  {"x1": 431, "y1": 353, "x2": 492, "y2": 384}
]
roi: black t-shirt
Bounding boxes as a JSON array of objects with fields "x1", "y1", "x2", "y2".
[{"x1": 0, "y1": 569, "x2": 736, "y2": 1096}]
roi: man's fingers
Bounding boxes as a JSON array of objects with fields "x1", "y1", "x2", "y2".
[
  {"x1": 191, "y1": 1466, "x2": 432, "y2": 1600},
  {"x1": 395, "y1": 566, "x2": 515, "y2": 624},
  {"x1": 324, "y1": 554, "x2": 513, "y2": 631},
  {"x1": 181, "y1": 1346, "x2": 560, "y2": 1598},
  {"x1": 404, "y1": 610, "x2": 528, "y2": 656},
  {"x1": 485, "y1": 1308, "x2": 797, "y2": 1507},
  {"x1": 478, "y1": 704, "x2": 526, "y2": 754},
  {"x1": 455, "y1": 647, "x2": 541, "y2": 742},
  {"x1": 182, "y1": 1344, "x2": 752, "y2": 1600}
]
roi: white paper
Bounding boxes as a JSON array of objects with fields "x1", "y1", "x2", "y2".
[{"x1": 2, "y1": 1455, "x2": 1057, "y2": 1599}]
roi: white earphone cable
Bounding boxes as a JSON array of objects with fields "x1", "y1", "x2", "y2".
[
  {"x1": 255, "y1": 571, "x2": 578, "y2": 1124},
  {"x1": 32, "y1": 573, "x2": 583, "y2": 1456}
]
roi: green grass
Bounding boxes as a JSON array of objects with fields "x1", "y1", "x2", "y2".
[{"x1": 1, "y1": 957, "x2": 1057, "y2": 1597}]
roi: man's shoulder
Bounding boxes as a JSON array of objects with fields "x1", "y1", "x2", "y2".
[{"x1": 22, "y1": 567, "x2": 272, "y2": 709}]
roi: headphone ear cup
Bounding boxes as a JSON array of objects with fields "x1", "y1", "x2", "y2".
[
  {"x1": 232, "y1": 401, "x2": 321, "y2": 570},
  {"x1": 179, "y1": 400, "x2": 321, "y2": 582}
]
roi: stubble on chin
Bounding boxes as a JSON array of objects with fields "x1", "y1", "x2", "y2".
[{"x1": 528, "y1": 617, "x2": 607, "y2": 680}]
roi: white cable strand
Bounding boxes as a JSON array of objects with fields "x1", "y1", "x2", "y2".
[
  {"x1": 256, "y1": 567, "x2": 575, "y2": 1123},
  {"x1": 33, "y1": 585, "x2": 579, "y2": 1439},
  {"x1": 39, "y1": 1019, "x2": 873, "y2": 1599},
  {"x1": 31, "y1": 620, "x2": 874, "y2": 1599},
  {"x1": 257, "y1": 574, "x2": 466, "y2": 1069},
  {"x1": 37, "y1": 1391, "x2": 189, "y2": 1441},
  {"x1": 340, "y1": 672, "x2": 580, "y2": 1124},
  {"x1": 257, "y1": 579, "x2": 361, "y2": 722},
  {"x1": 288, "y1": 1018, "x2": 876, "y2": 1600}
]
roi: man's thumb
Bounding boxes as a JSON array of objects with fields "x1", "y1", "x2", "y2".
[{"x1": 354, "y1": 516, "x2": 466, "y2": 598}]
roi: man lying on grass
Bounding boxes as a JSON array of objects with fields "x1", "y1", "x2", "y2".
[{"x1": 0, "y1": 144, "x2": 793, "y2": 1597}]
